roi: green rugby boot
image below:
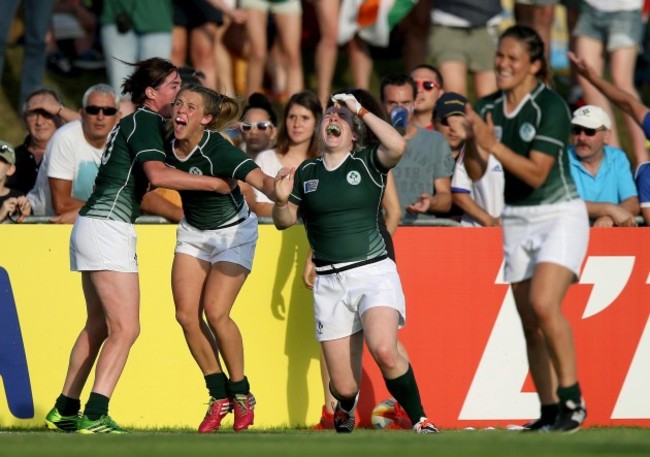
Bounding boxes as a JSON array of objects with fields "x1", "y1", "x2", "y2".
[
  {"x1": 45, "y1": 407, "x2": 80, "y2": 432},
  {"x1": 77, "y1": 415, "x2": 127, "y2": 434}
]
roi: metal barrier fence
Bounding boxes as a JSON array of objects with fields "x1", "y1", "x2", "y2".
[{"x1": 6, "y1": 215, "x2": 645, "y2": 227}]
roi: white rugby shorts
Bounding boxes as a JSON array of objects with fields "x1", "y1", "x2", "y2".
[
  {"x1": 313, "y1": 258, "x2": 406, "y2": 342},
  {"x1": 174, "y1": 209, "x2": 258, "y2": 270},
  {"x1": 502, "y1": 199, "x2": 589, "y2": 283},
  {"x1": 70, "y1": 215, "x2": 138, "y2": 272}
]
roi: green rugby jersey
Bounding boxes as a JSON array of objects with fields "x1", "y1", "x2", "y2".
[
  {"x1": 165, "y1": 130, "x2": 258, "y2": 230},
  {"x1": 81, "y1": 107, "x2": 167, "y2": 222},
  {"x1": 288, "y1": 146, "x2": 388, "y2": 264},
  {"x1": 475, "y1": 82, "x2": 579, "y2": 206}
]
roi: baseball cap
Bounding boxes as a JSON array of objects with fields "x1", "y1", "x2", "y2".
[
  {"x1": 433, "y1": 92, "x2": 468, "y2": 120},
  {"x1": 571, "y1": 105, "x2": 611, "y2": 130},
  {"x1": 0, "y1": 140, "x2": 15, "y2": 165}
]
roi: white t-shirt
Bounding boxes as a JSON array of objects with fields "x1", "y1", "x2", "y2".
[
  {"x1": 451, "y1": 149, "x2": 505, "y2": 227},
  {"x1": 27, "y1": 120, "x2": 104, "y2": 216},
  {"x1": 253, "y1": 148, "x2": 283, "y2": 204},
  {"x1": 585, "y1": 0, "x2": 641, "y2": 12}
]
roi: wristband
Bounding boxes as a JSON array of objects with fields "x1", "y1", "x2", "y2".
[
  {"x1": 357, "y1": 106, "x2": 369, "y2": 119},
  {"x1": 275, "y1": 201, "x2": 288, "y2": 208}
]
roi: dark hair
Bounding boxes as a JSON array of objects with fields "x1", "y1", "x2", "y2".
[
  {"x1": 22, "y1": 87, "x2": 65, "y2": 127},
  {"x1": 276, "y1": 90, "x2": 322, "y2": 158},
  {"x1": 121, "y1": 57, "x2": 178, "y2": 105},
  {"x1": 177, "y1": 84, "x2": 240, "y2": 132},
  {"x1": 241, "y1": 92, "x2": 277, "y2": 126},
  {"x1": 23, "y1": 87, "x2": 62, "y2": 113},
  {"x1": 410, "y1": 63, "x2": 444, "y2": 88},
  {"x1": 499, "y1": 25, "x2": 551, "y2": 86},
  {"x1": 327, "y1": 88, "x2": 386, "y2": 149},
  {"x1": 379, "y1": 73, "x2": 418, "y2": 103},
  {"x1": 177, "y1": 66, "x2": 206, "y2": 86}
]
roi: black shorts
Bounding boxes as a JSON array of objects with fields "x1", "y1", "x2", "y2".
[{"x1": 173, "y1": 0, "x2": 223, "y2": 28}]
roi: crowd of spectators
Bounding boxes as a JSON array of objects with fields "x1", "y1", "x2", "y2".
[{"x1": 1, "y1": 0, "x2": 649, "y2": 226}]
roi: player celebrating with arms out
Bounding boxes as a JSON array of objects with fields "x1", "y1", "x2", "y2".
[
  {"x1": 272, "y1": 92, "x2": 439, "y2": 434},
  {"x1": 166, "y1": 84, "x2": 283, "y2": 433}
]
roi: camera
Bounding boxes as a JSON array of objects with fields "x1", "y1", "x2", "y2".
[{"x1": 115, "y1": 12, "x2": 133, "y2": 34}]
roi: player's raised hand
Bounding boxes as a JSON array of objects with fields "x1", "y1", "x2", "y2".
[
  {"x1": 466, "y1": 104, "x2": 497, "y2": 152},
  {"x1": 274, "y1": 166, "x2": 294, "y2": 204}
]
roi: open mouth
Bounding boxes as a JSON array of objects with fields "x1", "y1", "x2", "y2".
[
  {"x1": 326, "y1": 124, "x2": 341, "y2": 137},
  {"x1": 174, "y1": 116, "x2": 188, "y2": 132}
]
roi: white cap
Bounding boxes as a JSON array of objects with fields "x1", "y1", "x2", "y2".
[{"x1": 571, "y1": 105, "x2": 611, "y2": 130}]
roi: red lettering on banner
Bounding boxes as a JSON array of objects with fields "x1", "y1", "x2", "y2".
[{"x1": 357, "y1": 228, "x2": 650, "y2": 429}]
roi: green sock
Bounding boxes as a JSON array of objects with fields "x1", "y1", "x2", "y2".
[
  {"x1": 55, "y1": 394, "x2": 80, "y2": 417},
  {"x1": 385, "y1": 364, "x2": 425, "y2": 425},
  {"x1": 228, "y1": 376, "x2": 250, "y2": 396},
  {"x1": 557, "y1": 382, "x2": 582, "y2": 405},
  {"x1": 205, "y1": 372, "x2": 228, "y2": 399},
  {"x1": 83, "y1": 392, "x2": 110, "y2": 421}
]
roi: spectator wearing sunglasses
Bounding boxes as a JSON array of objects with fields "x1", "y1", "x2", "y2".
[
  {"x1": 243, "y1": 91, "x2": 321, "y2": 218},
  {"x1": 239, "y1": 92, "x2": 278, "y2": 161},
  {"x1": 27, "y1": 84, "x2": 121, "y2": 222},
  {"x1": 569, "y1": 51, "x2": 650, "y2": 227},
  {"x1": 567, "y1": 105, "x2": 639, "y2": 227},
  {"x1": 409, "y1": 64, "x2": 444, "y2": 130},
  {"x1": 6, "y1": 88, "x2": 80, "y2": 195}
]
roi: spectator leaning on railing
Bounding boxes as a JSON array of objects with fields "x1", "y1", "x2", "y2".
[
  {"x1": 569, "y1": 51, "x2": 650, "y2": 226},
  {"x1": 567, "y1": 105, "x2": 640, "y2": 227}
]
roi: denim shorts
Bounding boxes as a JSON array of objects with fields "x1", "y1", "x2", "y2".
[
  {"x1": 240, "y1": 0, "x2": 301, "y2": 14},
  {"x1": 573, "y1": 4, "x2": 643, "y2": 51},
  {"x1": 515, "y1": 0, "x2": 559, "y2": 5}
]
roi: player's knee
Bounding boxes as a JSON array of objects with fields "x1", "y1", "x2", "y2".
[
  {"x1": 330, "y1": 381, "x2": 358, "y2": 401},
  {"x1": 175, "y1": 308, "x2": 199, "y2": 331},
  {"x1": 370, "y1": 344, "x2": 399, "y2": 372}
]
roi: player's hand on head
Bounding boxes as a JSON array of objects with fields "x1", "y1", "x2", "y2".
[{"x1": 331, "y1": 93, "x2": 361, "y2": 114}]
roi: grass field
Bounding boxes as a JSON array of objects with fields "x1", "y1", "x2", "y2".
[{"x1": 1, "y1": 428, "x2": 649, "y2": 457}]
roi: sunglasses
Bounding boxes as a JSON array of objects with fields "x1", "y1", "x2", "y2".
[
  {"x1": 239, "y1": 121, "x2": 273, "y2": 132},
  {"x1": 85, "y1": 105, "x2": 118, "y2": 116},
  {"x1": 571, "y1": 126, "x2": 605, "y2": 137},
  {"x1": 415, "y1": 79, "x2": 440, "y2": 92},
  {"x1": 25, "y1": 108, "x2": 56, "y2": 120}
]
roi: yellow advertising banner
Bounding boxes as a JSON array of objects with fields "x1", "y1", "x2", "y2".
[{"x1": 0, "y1": 224, "x2": 322, "y2": 429}]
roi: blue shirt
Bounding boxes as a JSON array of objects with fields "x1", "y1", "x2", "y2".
[{"x1": 568, "y1": 144, "x2": 637, "y2": 204}]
